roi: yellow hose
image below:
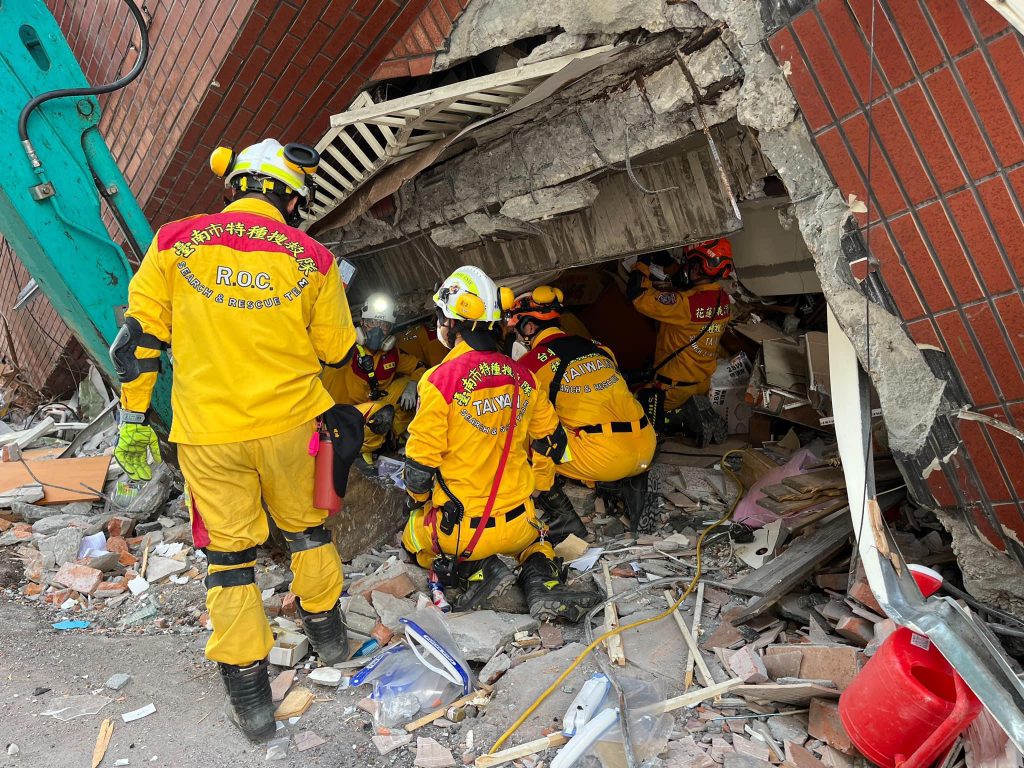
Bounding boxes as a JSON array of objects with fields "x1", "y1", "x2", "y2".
[{"x1": 487, "y1": 449, "x2": 747, "y2": 754}]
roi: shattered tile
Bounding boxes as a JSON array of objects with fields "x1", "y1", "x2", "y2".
[
  {"x1": 373, "y1": 732, "x2": 413, "y2": 756},
  {"x1": 414, "y1": 737, "x2": 455, "y2": 768}
]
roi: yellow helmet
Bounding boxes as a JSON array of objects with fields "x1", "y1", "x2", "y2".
[{"x1": 210, "y1": 139, "x2": 319, "y2": 201}]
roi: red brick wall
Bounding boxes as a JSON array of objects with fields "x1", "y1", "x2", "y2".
[
  {"x1": 769, "y1": 0, "x2": 1024, "y2": 552},
  {"x1": 148, "y1": 0, "x2": 434, "y2": 224},
  {"x1": 372, "y1": 0, "x2": 471, "y2": 80}
]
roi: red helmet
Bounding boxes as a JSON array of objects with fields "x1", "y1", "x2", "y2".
[
  {"x1": 684, "y1": 238, "x2": 734, "y2": 280},
  {"x1": 506, "y1": 285, "x2": 564, "y2": 329}
]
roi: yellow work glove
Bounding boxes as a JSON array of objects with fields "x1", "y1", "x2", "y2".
[{"x1": 114, "y1": 421, "x2": 162, "y2": 481}]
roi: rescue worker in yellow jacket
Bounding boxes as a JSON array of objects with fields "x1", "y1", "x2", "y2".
[
  {"x1": 399, "y1": 319, "x2": 448, "y2": 369},
  {"x1": 628, "y1": 240, "x2": 732, "y2": 446},
  {"x1": 509, "y1": 286, "x2": 658, "y2": 534},
  {"x1": 401, "y1": 266, "x2": 601, "y2": 622},
  {"x1": 322, "y1": 293, "x2": 423, "y2": 471},
  {"x1": 109, "y1": 139, "x2": 357, "y2": 742}
]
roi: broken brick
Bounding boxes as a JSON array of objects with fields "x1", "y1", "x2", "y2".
[
  {"x1": 264, "y1": 593, "x2": 283, "y2": 617},
  {"x1": 118, "y1": 551, "x2": 137, "y2": 567},
  {"x1": 0, "y1": 518, "x2": 11, "y2": 532},
  {"x1": 728, "y1": 645, "x2": 768, "y2": 684},
  {"x1": 106, "y1": 536, "x2": 129, "y2": 554},
  {"x1": 814, "y1": 573, "x2": 848, "y2": 591},
  {"x1": 785, "y1": 742, "x2": 826, "y2": 768},
  {"x1": 808, "y1": 698, "x2": 855, "y2": 755},
  {"x1": 23, "y1": 583, "x2": 42, "y2": 596},
  {"x1": 539, "y1": 622, "x2": 564, "y2": 649},
  {"x1": 848, "y1": 566, "x2": 882, "y2": 614},
  {"x1": 835, "y1": 616, "x2": 873, "y2": 647},
  {"x1": 106, "y1": 515, "x2": 136, "y2": 538},
  {"x1": 371, "y1": 621, "x2": 394, "y2": 645},
  {"x1": 46, "y1": 588, "x2": 73, "y2": 604},
  {"x1": 349, "y1": 563, "x2": 416, "y2": 602},
  {"x1": 53, "y1": 562, "x2": 103, "y2": 595}
]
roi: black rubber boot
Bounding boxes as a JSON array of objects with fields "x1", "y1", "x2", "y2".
[
  {"x1": 535, "y1": 481, "x2": 588, "y2": 544},
  {"x1": 218, "y1": 659, "x2": 276, "y2": 742},
  {"x1": 297, "y1": 601, "x2": 349, "y2": 665},
  {"x1": 518, "y1": 553, "x2": 602, "y2": 623},
  {"x1": 453, "y1": 556, "x2": 517, "y2": 612},
  {"x1": 620, "y1": 471, "x2": 656, "y2": 535},
  {"x1": 672, "y1": 396, "x2": 727, "y2": 448}
]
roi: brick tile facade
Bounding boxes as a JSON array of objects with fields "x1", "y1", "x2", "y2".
[{"x1": 770, "y1": 0, "x2": 1024, "y2": 555}]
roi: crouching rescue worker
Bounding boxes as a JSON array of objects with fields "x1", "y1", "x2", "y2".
[
  {"x1": 110, "y1": 139, "x2": 358, "y2": 742},
  {"x1": 401, "y1": 266, "x2": 601, "y2": 622},
  {"x1": 399, "y1": 318, "x2": 448, "y2": 369},
  {"x1": 509, "y1": 287, "x2": 658, "y2": 534},
  {"x1": 628, "y1": 240, "x2": 732, "y2": 446},
  {"x1": 322, "y1": 292, "x2": 424, "y2": 472}
]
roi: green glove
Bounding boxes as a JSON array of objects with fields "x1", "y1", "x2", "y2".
[{"x1": 114, "y1": 422, "x2": 162, "y2": 481}]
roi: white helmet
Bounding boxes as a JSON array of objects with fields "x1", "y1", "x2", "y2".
[
  {"x1": 433, "y1": 266, "x2": 512, "y2": 324},
  {"x1": 361, "y1": 293, "x2": 396, "y2": 325},
  {"x1": 210, "y1": 138, "x2": 319, "y2": 202}
]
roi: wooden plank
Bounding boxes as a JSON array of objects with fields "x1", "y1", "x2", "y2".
[
  {"x1": 687, "y1": 582, "x2": 705, "y2": 690},
  {"x1": 756, "y1": 494, "x2": 844, "y2": 515},
  {"x1": 602, "y1": 562, "x2": 625, "y2": 666},
  {"x1": 636, "y1": 678, "x2": 745, "y2": 716},
  {"x1": 730, "y1": 514, "x2": 853, "y2": 624},
  {"x1": 0, "y1": 455, "x2": 110, "y2": 505},
  {"x1": 782, "y1": 468, "x2": 846, "y2": 495},
  {"x1": 406, "y1": 686, "x2": 491, "y2": 731},
  {"x1": 476, "y1": 734, "x2": 569, "y2": 768},
  {"x1": 664, "y1": 591, "x2": 712, "y2": 688},
  {"x1": 733, "y1": 683, "x2": 839, "y2": 705}
]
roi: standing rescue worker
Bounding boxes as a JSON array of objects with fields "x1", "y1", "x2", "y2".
[
  {"x1": 401, "y1": 266, "x2": 601, "y2": 622},
  {"x1": 509, "y1": 286, "x2": 658, "y2": 534},
  {"x1": 628, "y1": 240, "x2": 732, "y2": 446},
  {"x1": 322, "y1": 293, "x2": 423, "y2": 471},
  {"x1": 110, "y1": 139, "x2": 357, "y2": 742}
]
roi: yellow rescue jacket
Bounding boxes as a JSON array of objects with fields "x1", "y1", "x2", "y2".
[
  {"x1": 398, "y1": 323, "x2": 448, "y2": 369},
  {"x1": 519, "y1": 327, "x2": 645, "y2": 430},
  {"x1": 405, "y1": 341, "x2": 561, "y2": 516},
  {"x1": 120, "y1": 198, "x2": 356, "y2": 445},
  {"x1": 632, "y1": 264, "x2": 729, "y2": 393},
  {"x1": 322, "y1": 344, "x2": 424, "y2": 405}
]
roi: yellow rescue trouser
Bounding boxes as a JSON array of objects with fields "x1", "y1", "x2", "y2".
[
  {"x1": 556, "y1": 423, "x2": 657, "y2": 484},
  {"x1": 662, "y1": 379, "x2": 709, "y2": 412},
  {"x1": 355, "y1": 376, "x2": 415, "y2": 454},
  {"x1": 179, "y1": 419, "x2": 343, "y2": 666},
  {"x1": 402, "y1": 498, "x2": 555, "y2": 569}
]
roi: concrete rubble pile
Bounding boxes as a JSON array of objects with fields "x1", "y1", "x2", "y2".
[{"x1": 1, "y1": 368, "x2": 1017, "y2": 766}]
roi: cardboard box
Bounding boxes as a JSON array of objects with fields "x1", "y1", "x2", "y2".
[
  {"x1": 709, "y1": 385, "x2": 752, "y2": 435},
  {"x1": 762, "y1": 336, "x2": 808, "y2": 393},
  {"x1": 805, "y1": 331, "x2": 831, "y2": 413},
  {"x1": 269, "y1": 631, "x2": 309, "y2": 667}
]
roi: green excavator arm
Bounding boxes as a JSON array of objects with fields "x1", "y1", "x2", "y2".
[{"x1": 0, "y1": 0, "x2": 171, "y2": 425}]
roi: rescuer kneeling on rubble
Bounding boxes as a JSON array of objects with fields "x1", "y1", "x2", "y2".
[
  {"x1": 110, "y1": 139, "x2": 360, "y2": 742},
  {"x1": 400, "y1": 266, "x2": 602, "y2": 622},
  {"x1": 628, "y1": 240, "x2": 733, "y2": 447},
  {"x1": 508, "y1": 287, "x2": 658, "y2": 535},
  {"x1": 322, "y1": 292, "x2": 424, "y2": 472}
]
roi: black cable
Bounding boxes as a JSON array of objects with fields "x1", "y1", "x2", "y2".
[{"x1": 18, "y1": 0, "x2": 149, "y2": 157}]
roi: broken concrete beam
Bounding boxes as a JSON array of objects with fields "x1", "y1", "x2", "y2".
[
  {"x1": 807, "y1": 698, "x2": 855, "y2": 755},
  {"x1": 463, "y1": 213, "x2": 532, "y2": 240},
  {"x1": 53, "y1": 562, "x2": 103, "y2": 595},
  {"x1": 499, "y1": 181, "x2": 599, "y2": 222},
  {"x1": 728, "y1": 645, "x2": 768, "y2": 684}
]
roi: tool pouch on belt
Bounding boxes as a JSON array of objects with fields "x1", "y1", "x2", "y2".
[
  {"x1": 636, "y1": 387, "x2": 666, "y2": 433},
  {"x1": 320, "y1": 404, "x2": 364, "y2": 497}
]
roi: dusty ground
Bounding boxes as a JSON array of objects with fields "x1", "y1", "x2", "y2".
[{"x1": 0, "y1": 601, "x2": 455, "y2": 768}]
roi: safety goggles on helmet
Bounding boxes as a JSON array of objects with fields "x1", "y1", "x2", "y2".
[
  {"x1": 210, "y1": 139, "x2": 320, "y2": 223},
  {"x1": 683, "y1": 238, "x2": 734, "y2": 280},
  {"x1": 432, "y1": 266, "x2": 513, "y2": 323},
  {"x1": 506, "y1": 285, "x2": 564, "y2": 329}
]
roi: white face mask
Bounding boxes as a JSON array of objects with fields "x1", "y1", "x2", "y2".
[
  {"x1": 511, "y1": 340, "x2": 529, "y2": 361},
  {"x1": 437, "y1": 320, "x2": 454, "y2": 349}
]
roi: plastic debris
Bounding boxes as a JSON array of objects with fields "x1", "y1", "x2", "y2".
[
  {"x1": 52, "y1": 620, "x2": 90, "y2": 630},
  {"x1": 121, "y1": 703, "x2": 156, "y2": 723},
  {"x1": 41, "y1": 694, "x2": 112, "y2": 721}
]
